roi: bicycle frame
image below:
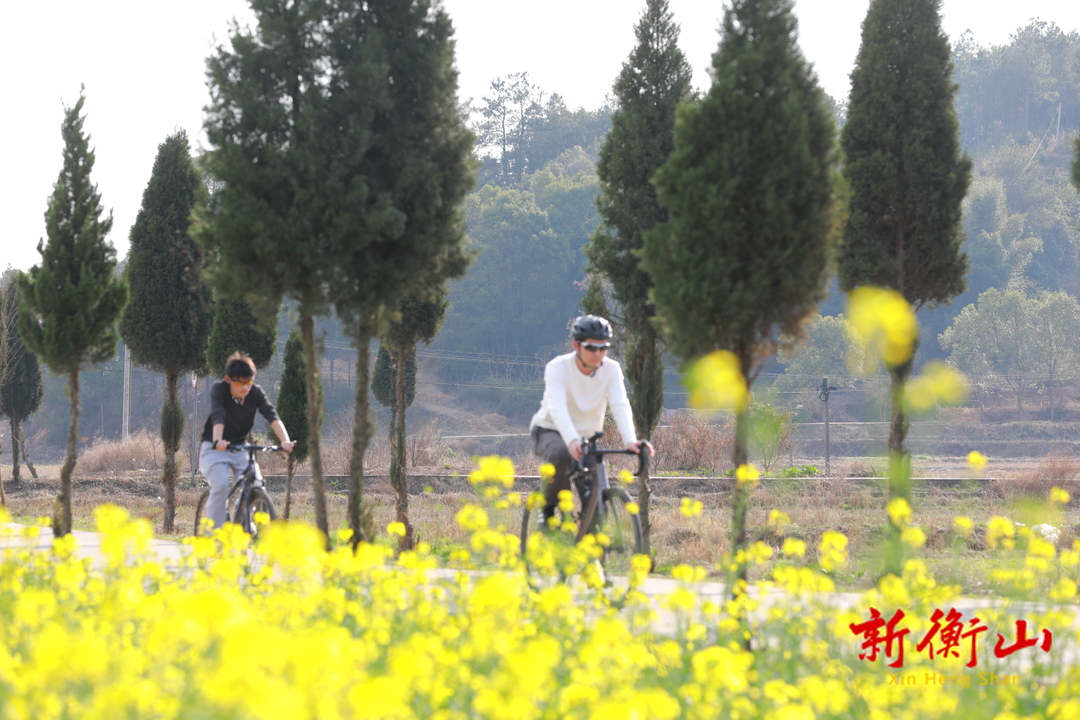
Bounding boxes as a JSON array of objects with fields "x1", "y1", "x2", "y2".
[{"x1": 573, "y1": 432, "x2": 648, "y2": 538}]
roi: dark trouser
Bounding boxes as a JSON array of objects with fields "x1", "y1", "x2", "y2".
[{"x1": 531, "y1": 427, "x2": 596, "y2": 514}]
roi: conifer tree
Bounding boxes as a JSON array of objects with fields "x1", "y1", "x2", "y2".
[
  {"x1": 1, "y1": 278, "x2": 44, "y2": 484},
  {"x1": 381, "y1": 294, "x2": 445, "y2": 550},
  {"x1": 276, "y1": 328, "x2": 320, "y2": 518},
  {"x1": 586, "y1": 0, "x2": 692, "y2": 554},
  {"x1": 204, "y1": 296, "x2": 277, "y2": 378},
  {"x1": 839, "y1": 0, "x2": 971, "y2": 561},
  {"x1": 119, "y1": 130, "x2": 211, "y2": 533},
  {"x1": 328, "y1": 0, "x2": 473, "y2": 546},
  {"x1": 643, "y1": 0, "x2": 835, "y2": 584},
  {"x1": 17, "y1": 92, "x2": 128, "y2": 536}
]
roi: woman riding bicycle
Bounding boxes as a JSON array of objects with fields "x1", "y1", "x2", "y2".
[
  {"x1": 529, "y1": 315, "x2": 651, "y2": 526},
  {"x1": 199, "y1": 352, "x2": 294, "y2": 528}
]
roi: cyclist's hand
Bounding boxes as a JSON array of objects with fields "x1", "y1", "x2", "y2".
[
  {"x1": 280, "y1": 440, "x2": 295, "y2": 453},
  {"x1": 626, "y1": 440, "x2": 653, "y2": 456},
  {"x1": 214, "y1": 439, "x2": 229, "y2": 451},
  {"x1": 568, "y1": 438, "x2": 583, "y2": 462}
]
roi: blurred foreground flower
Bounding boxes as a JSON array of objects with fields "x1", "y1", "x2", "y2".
[
  {"x1": 680, "y1": 497, "x2": 704, "y2": 518},
  {"x1": 469, "y1": 455, "x2": 516, "y2": 489},
  {"x1": 685, "y1": 350, "x2": 748, "y2": 413},
  {"x1": 906, "y1": 361, "x2": 968, "y2": 412},
  {"x1": 387, "y1": 522, "x2": 406, "y2": 538},
  {"x1": 818, "y1": 531, "x2": 848, "y2": 572},
  {"x1": 846, "y1": 286, "x2": 916, "y2": 367},
  {"x1": 735, "y1": 463, "x2": 760, "y2": 490},
  {"x1": 967, "y1": 451, "x2": 988, "y2": 471}
]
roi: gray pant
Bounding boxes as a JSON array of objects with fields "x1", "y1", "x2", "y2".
[
  {"x1": 198, "y1": 442, "x2": 249, "y2": 527},
  {"x1": 531, "y1": 427, "x2": 595, "y2": 511}
]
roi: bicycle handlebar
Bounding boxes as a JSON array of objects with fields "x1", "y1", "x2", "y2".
[
  {"x1": 227, "y1": 443, "x2": 284, "y2": 453},
  {"x1": 576, "y1": 432, "x2": 651, "y2": 476}
]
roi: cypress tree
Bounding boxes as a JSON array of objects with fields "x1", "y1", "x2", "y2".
[
  {"x1": 382, "y1": 294, "x2": 445, "y2": 550},
  {"x1": 204, "y1": 296, "x2": 277, "y2": 378},
  {"x1": 0, "y1": 279, "x2": 44, "y2": 484},
  {"x1": 642, "y1": 0, "x2": 835, "y2": 586},
  {"x1": 119, "y1": 130, "x2": 211, "y2": 533},
  {"x1": 276, "y1": 327, "x2": 321, "y2": 518},
  {"x1": 17, "y1": 92, "x2": 129, "y2": 536},
  {"x1": 328, "y1": 0, "x2": 473, "y2": 546},
  {"x1": 839, "y1": 0, "x2": 971, "y2": 574},
  {"x1": 586, "y1": 0, "x2": 692, "y2": 554}
]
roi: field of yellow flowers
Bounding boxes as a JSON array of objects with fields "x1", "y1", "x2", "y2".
[{"x1": 2, "y1": 476, "x2": 1080, "y2": 720}]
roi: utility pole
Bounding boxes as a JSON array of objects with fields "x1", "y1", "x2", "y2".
[
  {"x1": 191, "y1": 371, "x2": 199, "y2": 486},
  {"x1": 122, "y1": 345, "x2": 131, "y2": 439},
  {"x1": 819, "y1": 378, "x2": 837, "y2": 474}
]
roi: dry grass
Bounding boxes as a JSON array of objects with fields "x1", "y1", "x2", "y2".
[
  {"x1": 992, "y1": 453, "x2": 1080, "y2": 503},
  {"x1": 77, "y1": 431, "x2": 179, "y2": 475}
]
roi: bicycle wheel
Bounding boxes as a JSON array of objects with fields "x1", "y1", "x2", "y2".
[
  {"x1": 234, "y1": 487, "x2": 278, "y2": 537},
  {"x1": 597, "y1": 487, "x2": 644, "y2": 559}
]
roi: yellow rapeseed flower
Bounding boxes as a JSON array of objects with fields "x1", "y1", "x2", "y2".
[
  {"x1": 735, "y1": 463, "x2": 760, "y2": 490},
  {"x1": 1049, "y1": 486, "x2": 1071, "y2": 506},
  {"x1": 685, "y1": 350, "x2": 749, "y2": 413},
  {"x1": 469, "y1": 455, "x2": 516, "y2": 489},
  {"x1": 967, "y1": 450, "x2": 988, "y2": 470},
  {"x1": 767, "y1": 509, "x2": 791, "y2": 533},
  {"x1": 953, "y1": 516, "x2": 974, "y2": 538},
  {"x1": 901, "y1": 526, "x2": 926, "y2": 548},
  {"x1": 905, "y1": 361, "x2": 968, "y2": 411},
  {"x1": 625, "y1": 502, "x2": 640, "y2": 515},
  {"x1": 846, "y1": 286, "x2": 917, "y2": 367},
  {"x1": 986, "y1": 516, "x2": 1016, "y2": 550},
  {"x1": 680, "y1": 497, "x2": 704, "y2": 518},
  {"x1": 886, "y1": 497, "x2": 912, "y2": 526},
  {"x1": 386, "y1": 522, "x2": 406, "y2": 538},
  {"x1": 783, "y1": 538, "x2": 807, "y2": 558},
  {"x1": 818, "y1": 531, "x2": 848, "y2": 572}
]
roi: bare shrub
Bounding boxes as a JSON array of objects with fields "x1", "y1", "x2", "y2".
[
  {"x1": 652, "y1": 411, "x2": 734, "y2": 475},
  {"x1": 318, "y1": 414, "x2": 392, "y2": 475},
  {"x1": 78, "y1": 430, "x2": 170, "y2": 474},
  {"x1": 994, "y1": 453, "x2": 1080, "y2": 503},
  {"x1": 409, "y1": 418, "x2": 447, "y2": 468}
]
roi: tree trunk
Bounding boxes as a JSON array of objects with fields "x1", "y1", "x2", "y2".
[
  {"x1": 730, "y1": 405, "x2": 751, "y2": 592},
  {"x1": 626, "y1": 324, "x2": 663, "y2": 557},
  {"x1": 392, "y1": 343, "x2": 415, "y2": 551},
  {"x1": 161, "y1": 370, "x2": 181, "y2": 534},
  {"x1": 349, "y1": 328, "x2": 374, "y2": 546},
  {"x1": 55, "y1": 370, "x2": 79, "y2": 537},
  {"x1": 300, "y1": 313, "x2": 328, "y2": 545},
  {"x1": 10, "y1": 418, "x2": 20, "y2": 483},
  {"x1": 16, "y1": 422, "x2": 37, "y2": 479},
  {"x1": 0, "y1": 441, "x2": 6, "y2": 506},
  {"x1": 885, "y1": 361, "x2": 913, "y2": 577},
  {"x1": 285, "y1": 454, "x2": 295, "y2": 519}
]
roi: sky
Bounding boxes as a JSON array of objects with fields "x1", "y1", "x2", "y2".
[{"x1": 3, "y1": 0, "x2": 1078, "y2": 274}]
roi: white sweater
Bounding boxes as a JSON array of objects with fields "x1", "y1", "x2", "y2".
[{"x1": 530, "y1": 352, "x2": 637, "y2": 448}]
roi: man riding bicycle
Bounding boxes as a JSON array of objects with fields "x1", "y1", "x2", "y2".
[
  {"x1": 199, "y1": 352, "x2": 294, "y2": 528},
  {"x1": 530, "y1": 315, "x2": 651, "y2": 525}
]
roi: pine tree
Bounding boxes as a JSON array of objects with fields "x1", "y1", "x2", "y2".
[
  {"x1": 1, "y1": 278, "x2": 44, "y2": 484},
  {"x1": 17, "y1": 92, "x2": 128, "y2": 536},
  {"x1": 204, "y1": 296, "x2": 277, "y2": 377},
  {"x1": 119, "y1": 130, "x2": 211, "y2": 533},
  {"x1": 586, "y1": 0, "x2": 692, "y2": 554},
  {"x1": 276, "y1": 328, "x2": 321, "y2": 518},
  {"x1": 642, "y1": 0, "x2": 835, "y2": 586},
  {"x1": 839, "y1": 0, "x2": 971, "y2": 574}
]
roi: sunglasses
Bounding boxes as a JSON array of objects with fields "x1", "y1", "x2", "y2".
[
  {"x1": 581, "y1": 342, "x2": 611, "y2": 352},
  {"x1": 228, "y1": 377, "x2": 254, "y2": 386}
]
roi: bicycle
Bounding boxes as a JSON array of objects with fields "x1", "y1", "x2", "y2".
[
  {"x1": 193, "y1": 444, "x2": 280, "y2": 537},
  {"x1": 519, "y1": 432, "x2": 648, "y2": 571}
]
